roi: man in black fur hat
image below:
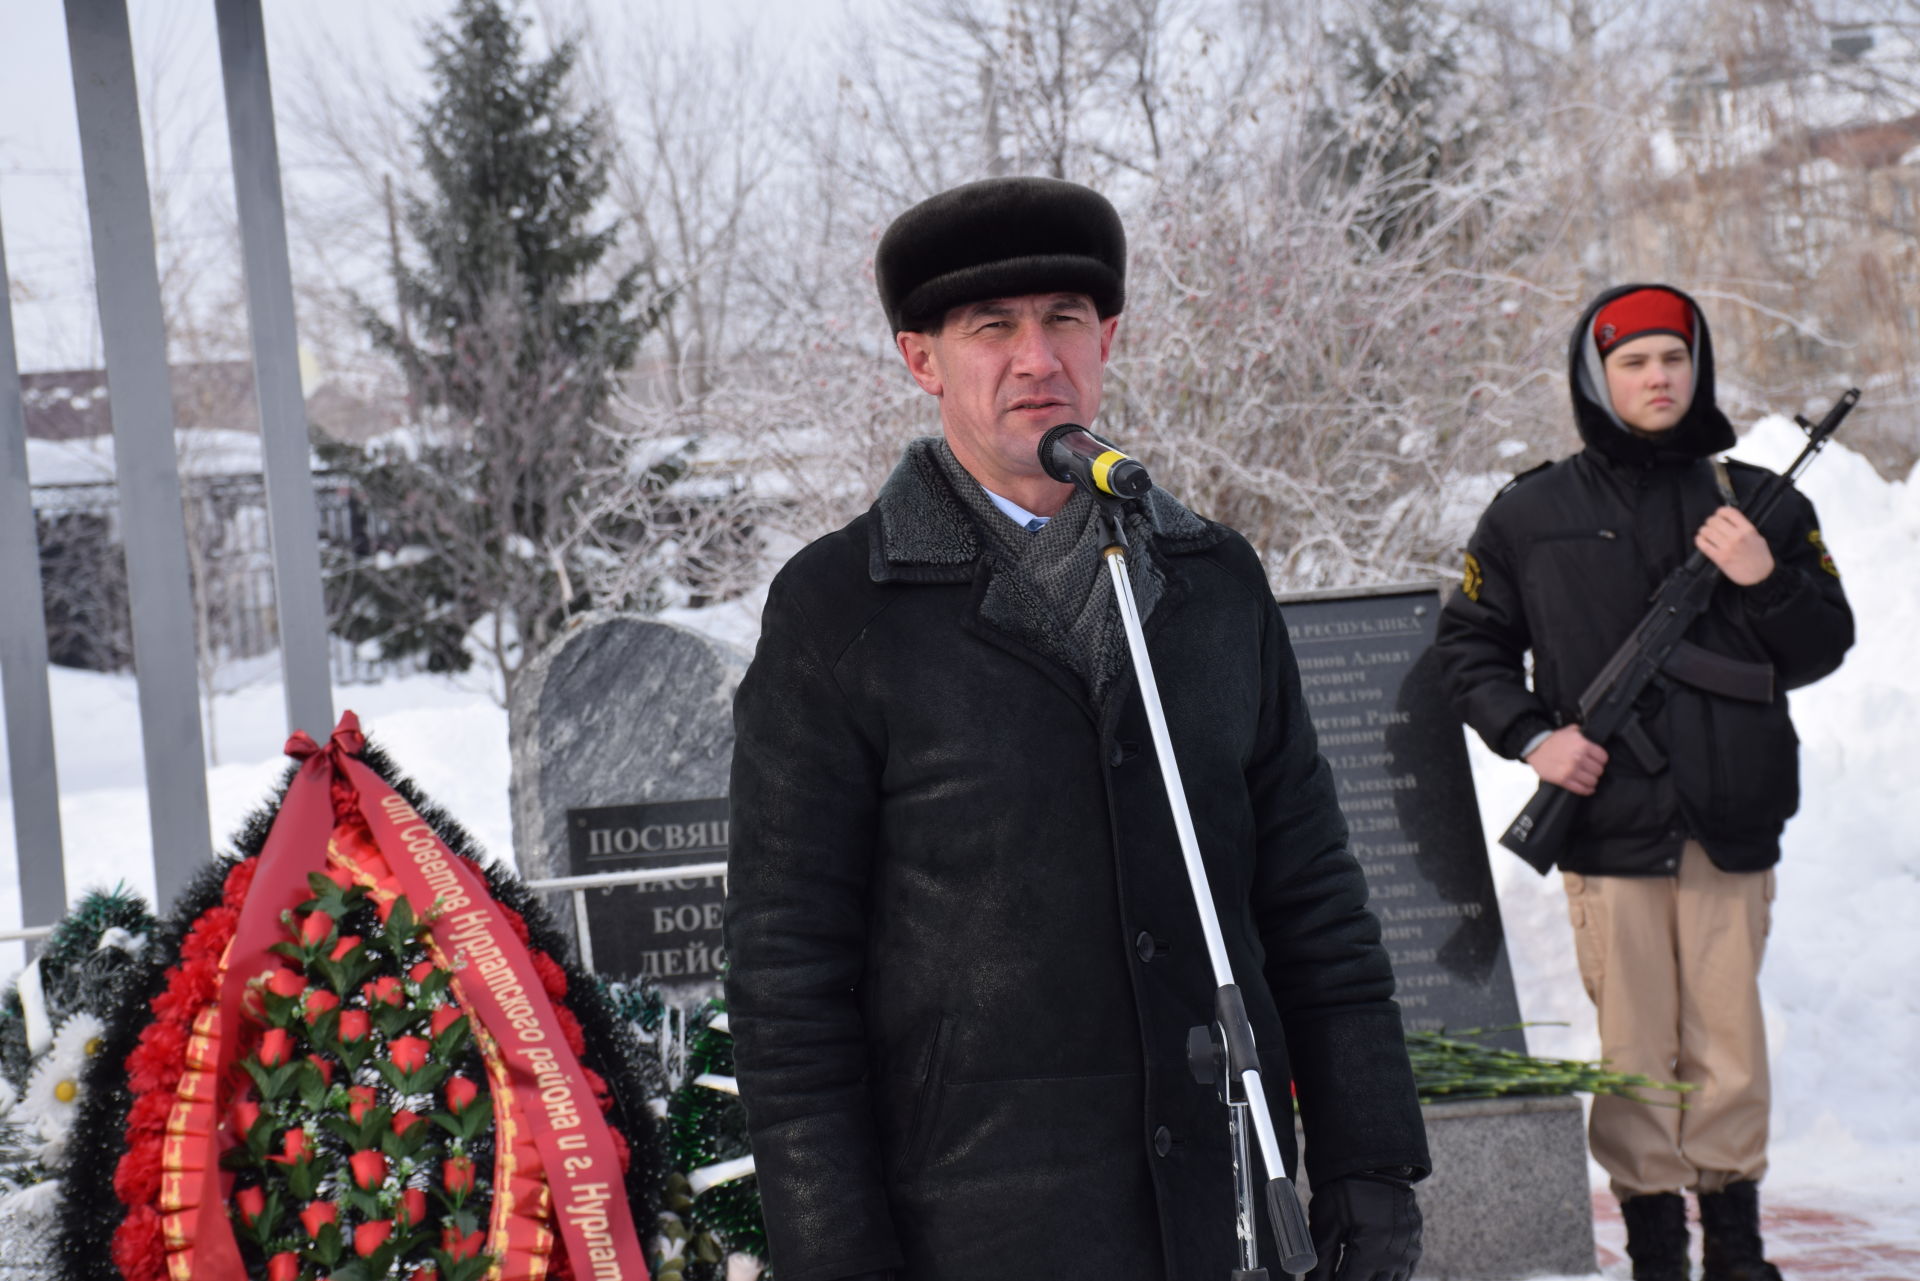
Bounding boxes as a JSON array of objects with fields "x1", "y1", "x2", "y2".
[
  {"x1": 724, "y1": 176, "x2": 1431, "y2": 1281},
  {"x1": 1436, "y1": 285, "x2": 1854, "y2": 1281}
]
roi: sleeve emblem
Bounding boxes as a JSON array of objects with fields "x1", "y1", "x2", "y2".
[
  {"x1": 1808, "y1": 529, "x2": 1839, "y2": 578},
  {"x1": 1461, "y1": 551, "x2": 1484, "y2": 601}
]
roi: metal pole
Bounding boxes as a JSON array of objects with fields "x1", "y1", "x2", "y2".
[
  {"x1": 64, "y1": 0, "x2": 213, "y2": 909},
  {"x1": 0, "y1": 208, "x2": 69, "y2": 936},
  {"x1": 214, "y1": 0, "x2": 333, "y2": 740}
]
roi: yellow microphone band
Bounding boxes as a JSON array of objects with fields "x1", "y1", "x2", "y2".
[{"x1": 1090, "y1": 449, "x2": 1128, "y2": 496}]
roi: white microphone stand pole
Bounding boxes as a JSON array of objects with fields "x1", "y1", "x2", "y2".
[{"x1": 1097, "y1": 502, "x2": 1317, "y2": 1281}]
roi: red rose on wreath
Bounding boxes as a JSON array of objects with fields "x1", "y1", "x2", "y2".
[
  {"x1": 445, "y1": 1074, "x2": 480, "y2": 1115},
  {"x1": 363, "y1": 975, "x2": 404, "y2": 1007},
  {"x1": 270, "y1": 1128, "x2": 313, "y2": 1166},
  {"x1": 300, "y1": 910, "x2": 334, "y2": 947},
  {"x1": 299, "y1": 1200, "x2": 338, "y2": 1238},
  {"x1": 442, "y1": 1155, "x2": 474, "y2": 1195},
  {"x1": 390, "y1": 1035, "x2": 430, "y2": 1073},
  {"x1": 356, "y1": 1219, "x2": 395, "y2": 1257},
  {"x1": 339, "y1": 1009, "x2": 371, "y2": 1042},
  {"x1": 257, "y1": 1028, "x2": 295, "y2": 1068},
  {"x1": 349, "y1": 1148, "x2": 387, "y2": 1190}
]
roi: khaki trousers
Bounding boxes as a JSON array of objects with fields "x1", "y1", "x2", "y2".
[{"x1": 1563, "y1": 841, "x2": 1774, "y2": 1199}]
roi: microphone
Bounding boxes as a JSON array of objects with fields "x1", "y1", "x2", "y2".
[{"x1": 1038, "y1": 424, "x2": 1152, "y2": 499}]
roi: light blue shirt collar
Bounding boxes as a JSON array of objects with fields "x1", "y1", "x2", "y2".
[{"x1": 982, "y1": 486, "x2": 1048, "y2": 531}]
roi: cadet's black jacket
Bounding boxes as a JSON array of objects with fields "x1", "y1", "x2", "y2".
[
  {"x1": 725, "y1": 446, "x2": 1429, "y2": 1281},
  {"x1": 1436, "y1": 284, "x2": 1854, "y2": 876}
]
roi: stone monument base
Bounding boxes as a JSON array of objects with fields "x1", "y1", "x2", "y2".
[{"x1": 1302, "y1": 1095, "x2": 1596, "y2": 1280}]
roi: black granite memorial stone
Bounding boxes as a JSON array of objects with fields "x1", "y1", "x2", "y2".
[{"x1": 1279, "y1": 583, "x2": 1526, "y2": 1050}]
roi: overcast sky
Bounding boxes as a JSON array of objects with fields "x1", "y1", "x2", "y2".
[{"x1": 0, "y1": 0, "x2": 855, "y2": 374}]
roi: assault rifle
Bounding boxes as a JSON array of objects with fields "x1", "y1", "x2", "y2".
[{"x1": 1499, "y1": 388, "x2": 1859, "y2": 873}]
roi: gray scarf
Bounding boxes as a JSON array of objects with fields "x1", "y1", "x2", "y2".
[{"x1": 929, "y1": 440, "x2": 1164, "y2": 702}]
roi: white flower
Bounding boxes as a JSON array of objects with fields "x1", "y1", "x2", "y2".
[
  {"x1": 19, "y1": 1014, "x2": 106, "y2": 1166},
  {"x1": 0, "y1": 1176, "x2": 64, "y2": 1224}
]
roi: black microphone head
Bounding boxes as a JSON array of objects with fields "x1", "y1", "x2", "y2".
[{"x1": 1038, "y1": 423, "x2": 1087, "y2": 484}]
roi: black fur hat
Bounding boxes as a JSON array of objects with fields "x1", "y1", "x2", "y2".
[{"x1": 876, "y1": 176, "x2": 1126, "y2": 333}]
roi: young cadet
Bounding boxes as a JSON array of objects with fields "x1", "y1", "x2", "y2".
[{"x1": 1435, "y1": 284, "x2": 1853, "y2": 1281}]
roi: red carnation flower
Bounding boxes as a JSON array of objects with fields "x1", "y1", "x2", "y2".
[
  {"x1": 269, "y1": 1127, "x2": 312, "y2": 1166},
  {"x1": 111, "y1": 1205, "x2": 166, "y2": 1281},
  {"x1": 236, "y1": 1185, "x2": 267, "y2": 1227},
  {"x1": 267, "y1": 967, "x2": 307, "y2": 999},
  {"x1": 430, "y1": 1004, "x2": 463, "y2": 1037},
  {"x1": 304, "y1": 989, "x2": 340, "y2": 1021},
  {"x1": 531, "y1": 951, "x2": 568, "y2": 1000},
  {"x1": 582, "y1": 1067, "x2": 611, "y2": 1113},
  {"x1": 442, "y1": 1155, "x2": 474, "y2": 1195},
  {"x1": 355, "y1": 1218, "x2": 394, "y2": 1257},
  {"x1": 268, "y1": 1252, "x2": 300, "y2": 1281},
  {"x1": 399, "y1": 1186, "x2": 429, "y2": 1228},
  {"x1": 348, "y1": 1084, "x2": 379, "y2": 1124},
  {"x1": 125, "y1": 1021, "x2": 188, "y2": 1094},
  {"x1": 555, "y1": 1004, "x2": 586, "y2": 1056},
  {"x1": 299, "y1": 1200, "x2": 338, "y2": 1238},
  {"x1": 391, "y1": 1108, "x2": 422, "y2": 1136},
  {"x1": 112, "y1": 1142, "x2": 163, "y2": 1208},
  {"x1": 338, "y1": 1009, "x2": 371, "y2": 1042},
  {"x1": 299, "y1": 910, "x2": 335, "y2": 947},
  {"x1": 389, "y1": 1035, "x2": 430, "y2": 1074},
  {"x1": 410, "y1": 960, "x2": 438, "y2": 984},
  {"x1": 223, "y1": 855, "x2": 259, "y2": 908},
  {"x1": 350, "y1": 1148, "x2": 388, "y2": 1190},
  {"x1": 126, "y1": 1089, "x2": 173, "y2": 1142},
  {"x1": 257, "y1": 1028, "x2": 295, "y2": 1068},
  {"x1": 180, "y1": 906, "x2": 238, "y2": 963},
  {"x1": 331, "y1": 934, "x2": 364, "y2": 961},
  {"x1": 441, "y1": 1224, "x2": 485, "y2": 1261},
  {"x1": 444, "y1": 1073, "x2": 480, "y2": 1115},
  {"x1": 502, "y1": 907, "x2": 532, "y2": 945}
]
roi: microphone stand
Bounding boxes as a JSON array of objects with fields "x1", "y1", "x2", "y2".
[{"x1": 1094, "y1": 496, "x2": 1318, "y2": 1281}]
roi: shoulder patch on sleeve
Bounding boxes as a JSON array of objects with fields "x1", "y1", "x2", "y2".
[
  {"x1": 1808, "y1": 528, "x2": 1839, "y2": 578},
  {"x1": 1495, "y1": 460, "x2": 1553, "y2": 500},
  {"x1": 1461, "y1": 551, "x2": 1484, "y2": 601}
]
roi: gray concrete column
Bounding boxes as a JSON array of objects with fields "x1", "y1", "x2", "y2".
[
  {"x1": 65, "y1": 0, "x2": 213, "y2": 908},
  {"x1": 216, "y1": 0, "x2": 334, "y2": 740},
  {"x1": 0, "y1": 209, "x2": 69, "y2": 933}
]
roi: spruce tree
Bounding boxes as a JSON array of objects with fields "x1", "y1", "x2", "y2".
[
  {"x1": 1314, "y1": 0, "x2": 1483, "y2": 253},
  {"x1": 326, "y1": 0, "x2": 665, "y2": 700}
]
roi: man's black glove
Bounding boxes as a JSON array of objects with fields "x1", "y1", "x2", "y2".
[{"x1": 1304, "y1": 1173, "x2": 1423, "y2": 1281}]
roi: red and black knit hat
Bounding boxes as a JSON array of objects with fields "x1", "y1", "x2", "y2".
[{"x1": 1592, "y1": 287, "x2": 1695, "y2": 355}]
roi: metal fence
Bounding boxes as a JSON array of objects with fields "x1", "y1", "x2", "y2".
[{"x1": 30, "y1": 470, "x2": 416, "y2": 686}]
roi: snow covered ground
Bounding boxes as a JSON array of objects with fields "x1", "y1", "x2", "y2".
[{"x1": 1, "y1": 416, "x2": 1914, "y2": 1275}]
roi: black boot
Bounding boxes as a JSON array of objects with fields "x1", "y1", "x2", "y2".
[
  {"x1": 1698, "y1": 1180, "x2": 1783, "y2": 1281},
  {"x1": 1621, "y1": 1192, "x2": 1691, "y2": 1281}
]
